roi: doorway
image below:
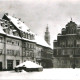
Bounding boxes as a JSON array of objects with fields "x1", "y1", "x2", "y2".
[
  {"x1": 7, "y1": 60, "x2": 13, "y2": 70},
  {"x1": 0, "y1": 62, "x2": 2, "y2": 70}
]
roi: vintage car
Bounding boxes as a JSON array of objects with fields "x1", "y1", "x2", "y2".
[{"x1": 15, "y1": 61, "x2": 43, "y2": 72}]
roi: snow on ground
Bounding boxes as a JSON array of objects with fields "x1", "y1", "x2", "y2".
[{"x1": 0, "y1": 68, "x2": 80, "y2": 80}]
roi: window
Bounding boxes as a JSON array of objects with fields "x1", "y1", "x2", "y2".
[
  {"x1": 38, "y1": 51, "x2": 41, "y2": 56},
  {"x1": 23, "y1": 52, "x2": 26, "y2": 56},
  {"x1": 7, "y1": 49, "x2": 15, "y2": 56},
  {"x1": 0, "y1": 49, "x2": 3, "y2": 54},
  {"x1": 28, "y1": 34, "x2": 30, "y2": 39},
  {"x1": 18, "y1": 42, "x2": 19, "y2": 46},
  {"x1": 77, "y1": 40, "x2": 80, "y2": 47},
  {"x1": 67, "y1": 40, "x2": 74, "y2": 47},
  {"x1": 23, "y1": 42, "x2": 26, "y2": 47},
  {"x1": 17, "y1": 22, "x2": 20, "y2": 24},
  {"x1": 26, "y1": 33, "x2": 28, "y2": 39},
  {"x1": 76, "y1": 49, "x2": 80, "y2": 55},
  {"x1": 23, "y1": 32, "x2": 26, "y2": 38},
  {"x1": 16, "y1": 50, "x2": 20, "y2": 56},
  {"x1": 29, "y1": 44, "x2": 31, "y2": 48},
  {"x1": 61, "y1": 49, "x2": 67, "y2": 55},
  {"x1": 28, "y1": 44, "x2": 30, "y2": 48},
  {"x1": 12, "y1": 41, "x2": 14, "y2": 45},
  {"x1": 30, "y1": 35, "x2": 32, "y2": 40},
  {"x1": 16, "y1": 41, "x2": 19, "y2": 46},
  {"x1": 13, "y1": 32, "x2": 19, "y2": 36},
  {"x1": 12, "y1": 50, "x2": 14, "y2": 55},
  {"x1": 27, "y1": 43, "x2": 29, "y2": 48},
  {"x1": 16, "y1": 60, "x2": 20, "y2": 66},
  {"x1": 23, "y1": 48, "x2": 26, "y2": 56},
  {"x1": 0, "y1": 37, "x2": 3, "y2": 43},
  {"x1": 7, "y1": 39, "x2": 12, "y2": 44}
]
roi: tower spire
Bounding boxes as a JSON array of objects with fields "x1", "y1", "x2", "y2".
[
  {"x1": 44, "y1": 24, "x2": 50, "y2": 45},
  {"x1": 46, "y1": 24, "x2": 49, "y2": 32}
]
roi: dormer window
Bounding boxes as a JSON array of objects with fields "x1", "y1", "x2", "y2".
[
  {"x1": 19, "y1": 18, "x2": 21, "y2": 20},
  {"x1": 12, "y1": 29, "x2": 16, "y2": 32},
  {"x1": 27, "y1": 29, "x2": 30, "y2": 32},
  {"x1": 10, "y1": 25, "x2": 12, "y2": 28},
  {"x1": 5, "y1": 24, "x2": 8, "y2": 27},
  {"x1": 17, "y1": 22, "x2": 20, "y2": 24},
  {"x1": 19, "y1": 26, "x2": 22, "y2": 29},
  {"x1": 26, "y1": 33, "x2": 28, "y2": 39},
  {"x1": 1, "y1": 22, "x2": 4, "y2": 27},
  {"x1": 4, "y1": 20, "x2": 7, "y2": 22},
  {"x1": 30, "y1": 35, "x2": 32, "y2": 40},
  {"x1": 23, "y1": 32, "x2": 26, "y2": 38}
]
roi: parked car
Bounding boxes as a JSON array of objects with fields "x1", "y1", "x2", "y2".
[{"x1": 15, "y1": 61, "x2": 43, "y2": 72}]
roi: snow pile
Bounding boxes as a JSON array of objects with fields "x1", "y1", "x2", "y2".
[{"x1": 16, "y1": 61, "x2": 42, "y2": 68}]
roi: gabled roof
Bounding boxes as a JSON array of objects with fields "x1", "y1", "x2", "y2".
[
  {"x1": 1, "y1": 13, "x2": 52, "y2": 49},
  {"x1": 5, "y1": 14, "x2": 34, "y2": 34}
]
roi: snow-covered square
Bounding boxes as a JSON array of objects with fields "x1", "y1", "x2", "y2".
[{"x1": 0, "y1": 68, "x2": 80, "y2": 80}]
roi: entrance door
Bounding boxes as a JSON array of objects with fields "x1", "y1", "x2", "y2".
[
  {"x1": 0, "y1": 62, "x2": 2, "y2": 70},
  {"x1": 7, "y1": 60, "x2": 13, "y2": 70}
]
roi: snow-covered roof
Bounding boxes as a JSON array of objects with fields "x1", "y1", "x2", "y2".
[
  {"x1": 5, "y1": 14, "x2": 34, "y2": 34},
  {"x1": 35, "y1": 35, "x2": 52, "y2": 49},
  {"x1": 0, "y1": 25, "x2": 6, "y2": 35},
  {"x1": 2, "y1": 14, "x2": 52, "y2": 49},
  {"x1": 6, "y1": 34, "x2": 21, "y2": 39},
  {"x1": 22, "y1": 37, "x2": 35, "y2": 43},
  {"x1": 15, "y1": 61, "x2": 42, "y2": 68}
]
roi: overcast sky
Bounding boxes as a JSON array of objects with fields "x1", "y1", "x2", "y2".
[{"x1": 0, "y1": 0, "x2": 80, "y2": 47}]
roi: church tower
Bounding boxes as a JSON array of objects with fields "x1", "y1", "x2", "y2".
[{"x1": 44, "y1": 24, "x2": 50, "y2": 45}]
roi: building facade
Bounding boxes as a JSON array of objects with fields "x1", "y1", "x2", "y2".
[
  {"x1": 53, "y1": 20, "x2": 80, "y2": 68},
  {"x1": 0, "y1": 13, "x2": 53, "y2": 70}
]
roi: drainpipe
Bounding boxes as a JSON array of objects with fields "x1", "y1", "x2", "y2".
[{"x1": 4, "y1": 36, "x2": 6, "y2": 70}]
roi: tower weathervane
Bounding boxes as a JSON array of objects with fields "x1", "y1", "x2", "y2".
[{"x1": 71, "y1": 17, "x2": 72, "y2": 21}]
